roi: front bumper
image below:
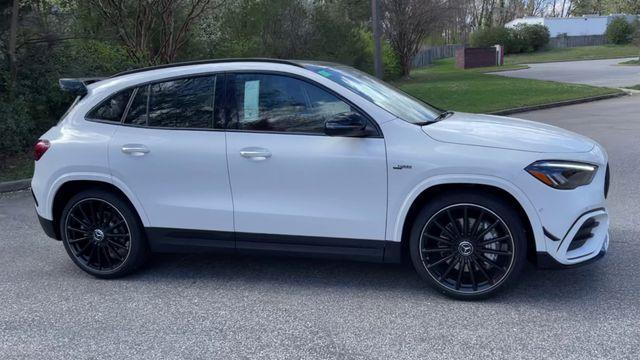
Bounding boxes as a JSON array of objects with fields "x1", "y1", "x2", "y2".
[{"x1": 537, "y1": 208, "x2": 609, "y2": 268}]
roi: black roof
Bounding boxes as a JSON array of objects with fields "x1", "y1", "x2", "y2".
[{"x1": 110, "y1": 58, "x2": 304, "y2": 78}]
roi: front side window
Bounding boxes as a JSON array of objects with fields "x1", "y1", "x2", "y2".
[
  {"x1": 87, "y1": 89, "x2": 133, "y2": 122},
  {"x1": 228, "y1": 73, "x2": 365, "y2": 134}
]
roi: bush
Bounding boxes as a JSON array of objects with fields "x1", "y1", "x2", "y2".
[
  {"x1": 606, "y1": 17, "x2": 635, "y2": 45},
  {"x1": 0, "y1": 98, "x2": 34, "y2": 154},
  {"x1": 470, "y1": 24, "x2": 550, "y2": 54},
  {"x1": 470, "y1": 27, "x2": 513, "y2": 51},
  {"x1": 517, "y1": 24, "x2": 550, "y2": 52}
]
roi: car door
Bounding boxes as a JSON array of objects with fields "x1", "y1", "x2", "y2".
[
  {"x1": 224, "y1": 72, "x2": 387, "y2": 257},
  {"x1": 108, "y1": 74, "x2": 235, "y2": 249}
]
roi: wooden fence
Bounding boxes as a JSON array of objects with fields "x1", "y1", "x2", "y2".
[
  {"x1": 548, "y1": 34, "x2": 609, "y2": 48},
  {"x1": 411, "y1": 35, "x2": 610, "y2": 69},
  {"x1": 411, "y1": 44, "x2": 464, "y2": 68}
]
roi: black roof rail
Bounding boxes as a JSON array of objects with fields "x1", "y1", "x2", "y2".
[{"x1": 110, "y1": 58, "x2": 304, "y2": 78}]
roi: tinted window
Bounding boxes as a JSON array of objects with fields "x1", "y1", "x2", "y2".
[
  {"x1": 88, "y1": 89, "x2": 133, "y2": 122},
  {"x1": 148, "y1": 76, "x2": 216, "y2": 129},
  {"x1": 229, "y1": 74, "x2": 359, "y2": 134},
  {"x1": 124, "y1": 85, "x2": 148, "y2": 126}
]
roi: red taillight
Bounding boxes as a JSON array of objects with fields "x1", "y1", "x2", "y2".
[{"x1": 34, "y1": 139, "x2": 50, "y2": 161}]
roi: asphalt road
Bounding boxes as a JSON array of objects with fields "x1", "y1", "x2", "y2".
[
  {"x1": 492, "y1": 58, "x2": 640, "y2": 87},
  {"x1": 2, "y1": 95, "x2": 640, "y2": 359}
]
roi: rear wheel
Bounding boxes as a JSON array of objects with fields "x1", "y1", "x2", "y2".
[
  {"x1": 410, "y1": 191, "x2": 527, "y2": 299},
  {"x1": 60, "y1": 189, "x2": 148, "y2": 278}
]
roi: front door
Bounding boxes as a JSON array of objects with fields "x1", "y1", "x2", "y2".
[{"x1": 224, "y1": 72, "x2": 387, "y2": 256}]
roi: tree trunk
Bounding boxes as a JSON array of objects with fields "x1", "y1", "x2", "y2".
[{"x1": 8, "y1": 0, "x2": 19, "y2": 92}]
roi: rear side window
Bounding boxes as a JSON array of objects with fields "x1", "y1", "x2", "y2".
[
  {"x1": 148, "y1": 76, "x2": 216, "y2": 129},
  {"x1": 87, "y1": 89, "x2": 133, "y2": 122}
]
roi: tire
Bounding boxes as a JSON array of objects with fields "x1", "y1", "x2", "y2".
[
  {"x1": 409, "y1": 190, "x2": 527, "y2": 300},
  {"x1": 59, "y1": 188, "x2": 148, "y2": 278}
]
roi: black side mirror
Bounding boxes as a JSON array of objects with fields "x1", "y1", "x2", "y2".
[{"x1": 324, "y1": 112, "x2": 368, "y2": 137}]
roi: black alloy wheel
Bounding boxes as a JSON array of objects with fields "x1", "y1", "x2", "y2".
[
  {"x1": 64, "y1": 198, "x2": 131, "y2": 272},
  {"x1": 60, "y1": 189, "x2": 148, "y2": 278},
  {"x1": 410, "y1": 191, "x2": 526, "y2": 299}
]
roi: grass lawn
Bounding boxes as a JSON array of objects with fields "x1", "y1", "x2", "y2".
[
  {"x1": 395, "y1": 58, "x2": 622, "y2": 114},
  {"x1": 620, "y1": 59, "x2": 639, "y2": 65},
  {"x1": 0, "y1": 151, "x2": 33, "y2": 182},
  {"x1": 505, "y1": 45, "x2": 639, "y2": 65},
  {"x1": 624, "y1": 84, "x2": 640, "y2": 90}
]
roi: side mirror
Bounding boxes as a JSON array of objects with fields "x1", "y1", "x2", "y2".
[{"x1": 324, "y1": 112, "x2": 368, "y2": 137}]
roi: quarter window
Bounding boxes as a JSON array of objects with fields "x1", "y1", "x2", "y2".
[
  {"x1": 87, "y1": 89, "x2": 133, "y2": 122},
  {"x1": 228, "y1": 73, "x2": 360, "y2": 134}
]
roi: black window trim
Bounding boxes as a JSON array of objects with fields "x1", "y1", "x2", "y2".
[
  {"x1": 84, "y1": 70, "x2": 383, "y2": 138},
  {"x1": 224, "y1": 70, "x2": 383, "y2": 138},
  {"x1": 84, "y1": 72, "x2": 226, "y2": 132}
]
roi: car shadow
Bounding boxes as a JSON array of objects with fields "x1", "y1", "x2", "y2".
[{"x1": 125, "y1": 243, "x2": 616, "y2": 304}]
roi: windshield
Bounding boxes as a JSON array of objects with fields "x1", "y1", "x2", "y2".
[{"x1": 302, "y1": 62, "x2": 441, "y2": 124}]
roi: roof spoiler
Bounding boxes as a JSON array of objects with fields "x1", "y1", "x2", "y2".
[{"x1": 58, "y1": 78, "x2": 104, "y2": 96}]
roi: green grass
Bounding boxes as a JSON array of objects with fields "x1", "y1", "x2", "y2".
[
  {"x1": 624, "y1": 84, "x2": 640, "y2": 90},
  {"x1": 619, "y1": 59, "x2": 640, "y2": 65},
  {"x1": 505, "y1": 45, "x2": 639, "y2": 65},
  {"x1": 395, "y1": 58, "x2": 622, "y2": 114},
  {"x1": 0, "y1": 152, "x2": 34, "y2": 182}
]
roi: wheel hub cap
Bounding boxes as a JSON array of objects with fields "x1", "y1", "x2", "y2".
[
  {"x1": 92, "y1": 229, "x2": 105, "y2": 243},
  {"x1": 458, "y1": 241, "x2": 474, "y2": 256}
]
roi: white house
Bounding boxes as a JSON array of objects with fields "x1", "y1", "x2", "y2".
[{"x1": 506, "y1": 15, "x2": 638, "y2": 37}]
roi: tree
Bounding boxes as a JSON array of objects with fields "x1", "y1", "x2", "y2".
[
  {"x1": 87, "y1": 0, "x2": 224, "y2": 65},
  {"x1": 382, "y1": 0, "x2": 453, "y2": 78}
]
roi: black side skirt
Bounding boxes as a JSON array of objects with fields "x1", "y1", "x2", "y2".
[{"x1": 146, "y1": 227, "x2": 402, "y2": 263}]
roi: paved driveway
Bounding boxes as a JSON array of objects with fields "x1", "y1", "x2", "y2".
[
  {"x1": 492, "y1": 58, "x2": 640, "y2": 87},
  {"x1": 1, "y1": 96, "x2": 640, "y2": 359}
]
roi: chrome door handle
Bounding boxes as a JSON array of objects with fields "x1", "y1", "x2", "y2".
[
  {"x1": 240, "y1": 147, "x2": 271, "y2": 161},
  {"x1": 121, "y1": 144, "x2": 150, "y2": 156}
]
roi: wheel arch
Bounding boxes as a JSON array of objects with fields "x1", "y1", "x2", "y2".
[
  {"x1": 393, "y1": 178, "x2": 544, "y2": 262},
  {"x1": 49, "y1": 178, "x2": 148, "y2": 240}
]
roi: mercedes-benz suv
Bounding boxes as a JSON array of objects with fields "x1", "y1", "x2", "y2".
[{"x1": 32, "y1": 59, "x2": 610, "y2": 299}]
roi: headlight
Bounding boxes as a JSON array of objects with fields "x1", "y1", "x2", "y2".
[{"x1": 525, "y1": 161, "x2": 598, "y2": 189}]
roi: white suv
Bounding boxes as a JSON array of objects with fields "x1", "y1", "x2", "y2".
[{"x1": 32, "y1": 59, "x2": 610, "y2": 299}]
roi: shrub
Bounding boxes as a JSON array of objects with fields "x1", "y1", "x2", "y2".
[
  {"x1": 517, "y1": 24, "x2": 550, "y2": 52},
  {"x1": 606, "y1": 17, "x2": 635, "y2": 45},
  {"x1": 470, "y1": 27, "x2": 512, "y2": 51},
  {"x1": 470, "y1": 24, "x2": 550, "y2": 54},
  {"x1": 0, "y1": 98, "x2": 34, "y2": 154}
]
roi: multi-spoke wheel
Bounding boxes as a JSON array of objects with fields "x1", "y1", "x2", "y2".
[
  {"x1": 60, "y1": 189, "x2": 148, "y2": 278},
  {"x1": 410, "y1": 191, "x2": 526, "y2": 299}
]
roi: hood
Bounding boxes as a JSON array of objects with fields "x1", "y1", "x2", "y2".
[{"x1": 422, "y1": 112, "x2": 595, "y2": 153}]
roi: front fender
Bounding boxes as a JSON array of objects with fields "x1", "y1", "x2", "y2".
[{"x1": 388, "y1": 174, "x2": 545, "y2": 252}]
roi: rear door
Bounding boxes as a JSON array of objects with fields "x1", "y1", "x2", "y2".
[
  {"x1": 107, "y1": 74, "x2": 235, "y2": 249},
  {"x1": 224, "y1": 72, "x2": 388, "y2": 257}
]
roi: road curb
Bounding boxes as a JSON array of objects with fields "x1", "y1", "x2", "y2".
[
  {"x1": 490, "y1": 92, "x2": 628, "y2": 116},
  {"x1": 0, "y1": 179, "x2": 31, "y2": 193}
]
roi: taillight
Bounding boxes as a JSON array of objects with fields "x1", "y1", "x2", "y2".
[{"x1": 34, "y1": 139, "x2": 50, "y2": 161}]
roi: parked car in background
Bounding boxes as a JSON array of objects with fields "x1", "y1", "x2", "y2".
[{"x1": 32, "y1": 59, "x2": 610, "y2": 299}]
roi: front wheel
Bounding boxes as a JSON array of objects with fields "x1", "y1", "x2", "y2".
[
  {"x1": 410, "y1": 191, "x2": 527, "y2": 300},
  {"x1": 60, "y1": 189, "x2": 148, "y2": 278}
]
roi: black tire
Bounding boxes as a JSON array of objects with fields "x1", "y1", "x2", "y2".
[
  {"x1": 59, "y1": 188, "x2": 148, "y2": 278},
  {"x1": 409, "y1": 190, "x2": 527, "y2": 300}
]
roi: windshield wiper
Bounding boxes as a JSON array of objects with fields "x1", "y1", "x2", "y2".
[{"x1": 415, "y1": 110, "x2": 454, "y2": 126}]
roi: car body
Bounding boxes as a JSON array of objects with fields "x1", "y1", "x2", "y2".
[{"x1": 32, "y1": 59, "x2": 610, "y2": 299}]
